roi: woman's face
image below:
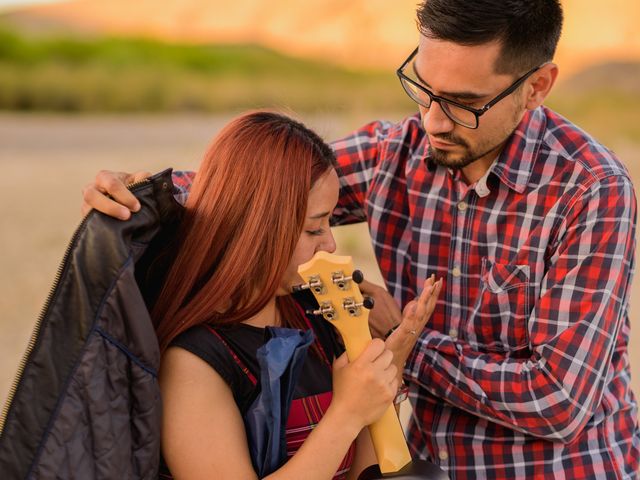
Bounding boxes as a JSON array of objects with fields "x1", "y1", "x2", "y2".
[{"x1": 277, "y1": 168, "x2": 340, "y2": 295}]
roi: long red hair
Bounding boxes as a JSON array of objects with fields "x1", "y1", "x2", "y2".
[{"x1": 153, "y1": 111, "x2": 336, "y2": 352}]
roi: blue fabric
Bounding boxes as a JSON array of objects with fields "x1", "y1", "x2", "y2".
[{"x1": 244, "y1": 327, "x2": 314, "y2": 477}]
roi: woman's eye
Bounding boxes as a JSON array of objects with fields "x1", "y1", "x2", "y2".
[{"x1": 306, "y1": 229, "x2": 324, "y2": 236}]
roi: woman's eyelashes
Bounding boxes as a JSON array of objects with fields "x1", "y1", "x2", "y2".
[{"x1": 305, "y1": 228, "x2": 325, "y2": 236}]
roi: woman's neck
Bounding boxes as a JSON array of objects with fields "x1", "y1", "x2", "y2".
[{"x1": 241, "y1": 297, "x2": 281, "y2": 328}]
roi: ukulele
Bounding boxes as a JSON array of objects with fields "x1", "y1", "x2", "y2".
[{"x1": 295, "y1": 251, "x2": 448, "y2": 479}]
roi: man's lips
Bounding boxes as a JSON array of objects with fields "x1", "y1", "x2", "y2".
[{"x1": 429, "y1": 136, "x2": 459, "y2": 149}]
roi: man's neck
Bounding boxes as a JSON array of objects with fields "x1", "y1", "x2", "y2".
[{"x1": 460, "y1": 156, "x2": 495, "y2": 184}]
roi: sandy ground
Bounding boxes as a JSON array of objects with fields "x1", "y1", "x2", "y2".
[{"x1": 1, "y1": 112, "x2": 638, "y2": 424}]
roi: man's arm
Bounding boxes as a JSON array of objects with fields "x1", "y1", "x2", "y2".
[
  {"x1": 329, "y1": 119, "x2": 410, "y2": 336},
  {"x1": 329, "y1": 119, "x2": 397, "y2": 227},
  {"x1": 406, "y1": 175, "x2": 637, "y2": 443}
]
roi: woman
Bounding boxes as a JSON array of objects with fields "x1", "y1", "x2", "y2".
[{"x1": 139, "y1": 111, "x2": 440, "y2": 479}]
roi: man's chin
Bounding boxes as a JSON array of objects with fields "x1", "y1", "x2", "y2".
[{"x1": 428, "y1": 147, "x2": 472, "y2": 169}]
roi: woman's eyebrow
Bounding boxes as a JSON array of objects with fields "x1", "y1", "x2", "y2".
[{"x1": 308, "y1": 211, "x2": 331, "y2": 219}]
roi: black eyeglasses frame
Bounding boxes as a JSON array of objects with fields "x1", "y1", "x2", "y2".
[{"x1": 396, "y1": 47, "x2": 543, "y2": 129}]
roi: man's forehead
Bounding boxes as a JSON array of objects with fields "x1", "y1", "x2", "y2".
[{"x1": 415, "y1": 36, "x2": 510, "y2": 90}]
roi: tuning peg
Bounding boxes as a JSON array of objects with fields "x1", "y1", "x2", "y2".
[
  {"x1": 305, "y1": 302, "x2": 336, "y2": 320},
  {"x1": 342, "y1": 295, "x2": 375, "y2": 316},
  {"x1": 362, "y1": 296, "x2": 374, "y2": 309},
  {"x1": 292, "y1": 275, "x2": 325, "y2": 294},
  {"x1": 352, "y1": 270, "x2": 364, "y2": 284},
  {"x1": 332, "y1": 269, "x2": 365, "y2": 290}
]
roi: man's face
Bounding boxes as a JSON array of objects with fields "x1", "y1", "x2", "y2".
[{"x1": 414, "y1": 36, "x2": 528, "y2": 172}]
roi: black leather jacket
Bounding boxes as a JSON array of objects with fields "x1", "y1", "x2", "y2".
[{"x1": 0, "y1": 169, "x2": 181, "y2": 479}]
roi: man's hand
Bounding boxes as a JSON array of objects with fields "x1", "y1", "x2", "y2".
[
  {"x1": 359, "y1": 279, "x2": 402, "y2": 339},
  {"x1": 81, "y1": 170, "x2": 151, "y2": 220},
  {"x1": 385, "y1": 275, "x2": 442, "y2": 382}
]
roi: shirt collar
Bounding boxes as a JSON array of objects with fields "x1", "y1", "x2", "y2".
[
  {"x1": 422, "y1": 106, "x2": 547, "y2": 194},
  {"x1": 490, "y1": 106, "x2": 547, "y2": 194}
]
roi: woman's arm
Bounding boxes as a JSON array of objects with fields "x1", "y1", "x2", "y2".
[
  {"x1": 345, "y1": 429, "x2": 377, "y2": 480},
  {"x1": 160, "y1": 347, "x2": 258, "y2": 479},
  {"x1": 160, "y1": 339, "x2": 397, "y2": 480}
]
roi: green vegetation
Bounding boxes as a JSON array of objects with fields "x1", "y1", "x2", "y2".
[
  {"x1": 547, "y1": 85, "x2": 640, "y2": 147},
  {"x1": 0, "y1": 26, "x2": 637, "y2": 147},
  {"x1": 0, "y1": 27, "x2": 412, "y2": 113}
]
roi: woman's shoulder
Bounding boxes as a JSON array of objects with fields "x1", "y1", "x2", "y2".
[{"x1": 170, "y1": 324, "x2": 260, "y2": 412}]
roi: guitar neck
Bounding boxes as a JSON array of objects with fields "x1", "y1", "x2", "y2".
[{"x1": 333, "y1": 323, "x2": 412, "y2": 474}]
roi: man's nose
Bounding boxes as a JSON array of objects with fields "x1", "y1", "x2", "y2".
[{"x1": 421, "y1": 102, "x2": 455, "y2": 136}]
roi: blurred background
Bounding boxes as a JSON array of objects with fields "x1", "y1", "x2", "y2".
[{"x1": 0, "y1": 0, "x2": 638, "y2": 423}]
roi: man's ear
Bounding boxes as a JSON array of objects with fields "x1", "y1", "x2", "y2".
[{"x1": 524, "y1": 63, "x2": 559, "y2": 110}]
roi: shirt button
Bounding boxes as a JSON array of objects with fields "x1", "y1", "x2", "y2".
[
  {"x1": 457, "y1": 201, "x2": 468, "y2": 211},
  {"x1": 451, "y1": 266, "x2": 461, "y2": 278},
  {"x1": 438, "y1": 449, "x2": 449, "y2": 461},
  {"x1": 477, "y1": 187, "x2": 488, "y2": 196},
  {"x1": 449, "y1": 328, "x2": 458, "y2": 340}
]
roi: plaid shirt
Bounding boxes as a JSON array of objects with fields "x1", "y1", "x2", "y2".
[
  {"x1": 171, "y1": 106, "x2": 639, "y2": 478},
  {"x1": 330, "y1": 106, "x2": 640, "y2": 479}
]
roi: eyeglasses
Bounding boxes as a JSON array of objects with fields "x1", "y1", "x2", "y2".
[{"x1": 396, "y1": 47, "x2": 542, "y2": 129}]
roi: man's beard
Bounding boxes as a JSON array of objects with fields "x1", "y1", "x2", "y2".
[
  {"x1": 428, "y1": 129, "x2": 516, "y2": 170},
  {"x1": 427, "y1": 105, "x2": 524, "y2": 170}
]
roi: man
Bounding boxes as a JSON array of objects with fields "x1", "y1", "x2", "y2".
[{"x1": 82, "y1": 1, "x2": 640, "y2": 477}]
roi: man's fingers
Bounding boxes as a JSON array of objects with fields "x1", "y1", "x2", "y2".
[
  {"x1": 81, "y1": 169, "x2": 152, "y2": 219},
  {"x1": 81, "y1": 185, "x2": 132, "y2": 220},
  {"x1": 425, "y1": 278, "x2": 443, "y2": 314},
  {"x1": 130, "y1": 170, "x2": 152, "y2": 184},
  {"x1": 94, "y1": 170, "x2": 141, "y2": 212}
]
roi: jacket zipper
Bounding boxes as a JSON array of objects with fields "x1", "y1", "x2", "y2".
[{"x1": 0, "y1": 178, "x2": 152, "y2": 436}]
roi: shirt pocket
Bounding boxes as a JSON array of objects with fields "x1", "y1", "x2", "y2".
[{"x1": 464, "y1": 258, "x2": 531, "y2": 352}]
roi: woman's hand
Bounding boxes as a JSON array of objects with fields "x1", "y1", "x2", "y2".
[
  {"x1": 81, "y1": 169, "x2": 150, "y2": 219},
  {"x1": 385, "y1": 275, "x2": 442, "y2": 381},
  {"x1": 330, "y1": 339, "x2": 398, "y2": 432}
]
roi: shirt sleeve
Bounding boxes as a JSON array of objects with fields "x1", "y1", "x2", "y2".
[
  {"x1": 329, "y1": 120, "x2": 397, "y2": 226},
  {"x1": 171, "y1": 170, "x2": 196, "y2": 206},
  {"x1": 405, "y1": 174, "x2": 637, "y2": 444}
]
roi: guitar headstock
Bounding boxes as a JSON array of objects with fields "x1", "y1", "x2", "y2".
[{"x1": 295, "y1": 251, "x2": 374, "y2": 358}]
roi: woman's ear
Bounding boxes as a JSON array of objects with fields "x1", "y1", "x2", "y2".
[{"x1": 525, "y1": 63, "x2": 559, "y2": 110}]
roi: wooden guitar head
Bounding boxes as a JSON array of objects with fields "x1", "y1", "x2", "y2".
[{"x1": 296, "y1": 251, "x2": 373, "y2": 358}]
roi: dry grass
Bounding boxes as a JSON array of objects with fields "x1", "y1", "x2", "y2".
[{"x1": 0, "y1": 112, "x2": 638, "y2": 423}]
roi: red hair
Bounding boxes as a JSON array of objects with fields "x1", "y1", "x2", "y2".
[{"x1": 153, "y1": 111, "x2": 335, "y2": 352}]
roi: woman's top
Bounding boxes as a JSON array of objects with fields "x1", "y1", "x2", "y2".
[{"x1": 159, "y1": 297, "x2": 356, "y2": 479}]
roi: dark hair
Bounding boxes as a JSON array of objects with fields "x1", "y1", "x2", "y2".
[
  {"x1": 416, "y1": 0, "x2": 563, "y2": 75},
  {"x1": 153, "y1": 111, "x2": 336, "y2": 352}
]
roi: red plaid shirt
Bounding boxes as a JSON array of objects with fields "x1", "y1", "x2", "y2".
[
  {"x1": 171, "y1": 106, "x2": 639, "y2": 478},
  {"x1": 330, "y1": 106, "x2": 639, "y2": 479}
]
